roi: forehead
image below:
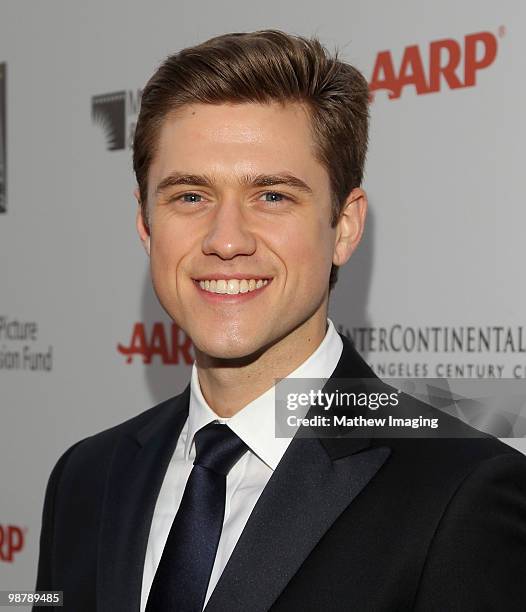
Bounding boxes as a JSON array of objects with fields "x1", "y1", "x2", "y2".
[{"x1": 150, "y1": 101, "x2": 327, "y2": 188}]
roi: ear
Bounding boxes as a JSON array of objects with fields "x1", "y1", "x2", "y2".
[
  {"x1": 134, "y1": 188, "x2": 150, "y2": 256},
  {"x1": 332, "y1": 187, "x2": 367, "y2": 267}
]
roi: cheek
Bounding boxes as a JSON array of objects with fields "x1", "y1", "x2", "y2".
[
  {"x1": 272, "y1": 216, "x2": 335, "y2": 281},
  {"x1": 149, "y1": 223, "x2": 188, "y2": 284}
]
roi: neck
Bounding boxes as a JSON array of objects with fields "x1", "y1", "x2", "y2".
[{"x1": 194, "y1": 312, "x2": 328, "y2": 418}]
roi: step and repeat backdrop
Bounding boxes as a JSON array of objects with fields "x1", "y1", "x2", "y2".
[{"x1": 1, "y1": 0, "x2": 525, "y2": 595}]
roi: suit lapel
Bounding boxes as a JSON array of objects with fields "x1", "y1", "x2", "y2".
[
  {"x1": 205, "y1": 437, "x2": 390, "y2": 612},
  {"x1": 97, "y1": 386, "x2": 190, "y2": 612},
  {"x1": 205, "y1": 334, "x2": 391, "y2": 612}
]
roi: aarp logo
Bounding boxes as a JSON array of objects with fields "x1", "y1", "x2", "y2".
[
  {"x1": 118, "y1": 322, "x2": 194, "y2": 365},
  {"x1": 0, "y1": 524, "x2": 25, "y2": 563},
  {"x1": 369, "y1": 29, "x2": 503, "y2": 100}
]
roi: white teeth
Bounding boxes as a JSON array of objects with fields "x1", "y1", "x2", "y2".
[
  {"x1": 198, "y1": 278, "x2": 270, "y2": 295},
  {"x1": 227, "y1": 279, "x2": 239, "y2": 294}
]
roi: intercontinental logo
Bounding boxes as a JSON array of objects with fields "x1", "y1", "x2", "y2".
[
  {"x1": 0, "y1": 63, "x2": 6, "y2": 213},
  {"x1": 91, "y1": 88, "x2": 142, "y2": 151},
  {"x1": 339, "y1": 323, "x2": 526, "y2": 379}
]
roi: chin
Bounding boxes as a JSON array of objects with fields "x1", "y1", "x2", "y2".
[{"x1": 193, "y1": 333, "x2": 268, "y2": 362}]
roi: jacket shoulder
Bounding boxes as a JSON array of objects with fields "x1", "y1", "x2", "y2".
[{"x1": 50, "y1": 387, "x2": 189, "y2": 479}]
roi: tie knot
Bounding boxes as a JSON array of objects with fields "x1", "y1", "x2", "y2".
[{"x1": 193, "y1": 422, "x2": 248, "y2": 475}]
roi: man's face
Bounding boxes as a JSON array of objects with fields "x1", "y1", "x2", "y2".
[{"x1": 137, "y1": 101, "x2": 356, "y2": 360}]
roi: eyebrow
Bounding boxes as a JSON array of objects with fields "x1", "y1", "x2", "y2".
[{"x1": 154, "y1": 171, "x2": 314, "y2": 196}]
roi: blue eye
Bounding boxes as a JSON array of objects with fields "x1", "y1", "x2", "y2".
[
  {"x1": 181, "y1": 193, "x2": 202, "y2": 203},
  {"x1": 262, "y1": 192, "x2": 286, "y2": 202}
]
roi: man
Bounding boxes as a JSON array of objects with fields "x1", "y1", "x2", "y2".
[{"x1": 35, "y1": 30, "x2": 526, "y2": 611}]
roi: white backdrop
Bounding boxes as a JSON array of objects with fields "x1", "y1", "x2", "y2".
[{"x1": 1, "y1": 0, "x2": 525, "y2": 595}]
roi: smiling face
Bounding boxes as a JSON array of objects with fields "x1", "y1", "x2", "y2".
[{"x1": 136, "y1": 101, "x2": 365, "y2": 361}]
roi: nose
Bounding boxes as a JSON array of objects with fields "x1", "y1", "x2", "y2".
[{"x1": 202, "y1": 197, "x2": 257, "y2": 259}]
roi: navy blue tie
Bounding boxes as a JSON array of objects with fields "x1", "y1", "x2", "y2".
[{"x1": 146, "y1": 422, "x2": 249, "y2": 612}]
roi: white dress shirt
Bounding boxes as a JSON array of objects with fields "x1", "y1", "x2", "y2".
[{"x1": 140, "y1": 318, "x2": 343, "y2": 611}]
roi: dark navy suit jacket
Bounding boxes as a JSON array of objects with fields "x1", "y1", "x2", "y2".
[{"x1": 34, "y1": 334, "x2": 526, "y2": 611}]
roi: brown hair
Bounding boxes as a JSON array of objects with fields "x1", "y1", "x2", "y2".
[{"x1": 133, "y1": 29, "x2": 370, "y2": 291}]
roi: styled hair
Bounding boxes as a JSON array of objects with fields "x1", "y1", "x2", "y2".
[{"x1": 133, "y1": 29, "x2": 370, "y2": 291}]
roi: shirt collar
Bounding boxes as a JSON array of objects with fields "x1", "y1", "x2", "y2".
[{"x1": 186, "y1": 318, "x2": 343, "y2": 470}]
